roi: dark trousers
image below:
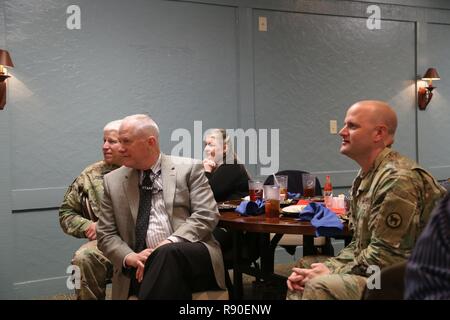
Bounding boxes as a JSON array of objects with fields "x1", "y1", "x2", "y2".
[{"x1": 134, "y1": 242, "x2": 219, "y2": 300}]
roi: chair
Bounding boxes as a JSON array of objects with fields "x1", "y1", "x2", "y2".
[
  {"x1": 363, "y1": 261, "x2": 407, "y2": 300},
  {"x1": 264, "y1": 170, "x2": 333, "y2": 256},
  {"x1": 214, "y1": 226, "x2": 261, "y2": 300},
  {"x1": 264, "y1": 170, "x2": 323, "y2": 196}
]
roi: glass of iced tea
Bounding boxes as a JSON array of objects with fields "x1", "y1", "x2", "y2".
[
  {"x1": 263, "y1": 185, "x2": 280, "y2": 221},
  {"x1": 248, "y1": 180, "x2": 264, "y2": 202},
  {"x1": 302, "y1": 173, "x2": 316, "y2": 198},
  {"x1": 275, "y1": 175, "x2": 288, "y2": 201}
]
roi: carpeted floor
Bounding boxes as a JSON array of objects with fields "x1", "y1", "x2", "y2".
[
  {"x1": 239, "y1": 261, "x2": 295, "y2": 300},
  {"x1": 41, "y1": 262, "x2": 295, "y2": 300}
]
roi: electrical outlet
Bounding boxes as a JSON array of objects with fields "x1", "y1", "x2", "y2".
[
  {"x1": 258, "y1": 16, "x2": 267, "y2": 32},
  {"x1": 330, "y1": 120, "x2": 338, "y2": 134}
]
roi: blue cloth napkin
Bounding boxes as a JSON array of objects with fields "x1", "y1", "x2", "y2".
[
  {"x1": 297, "y1": 202, "x2": 343, "y2": 237},
  {"x1": 235, "y1": 199, "x2": 265, "y2": 216}
]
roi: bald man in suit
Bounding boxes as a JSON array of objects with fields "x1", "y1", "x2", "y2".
[{"x1": 97, "y1": 114, "x2": 225, "y2": 300}]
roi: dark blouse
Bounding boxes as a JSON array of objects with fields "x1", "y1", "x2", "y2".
[{"x1": 205, "y1": 163, "x2": 249, "y2": 202}]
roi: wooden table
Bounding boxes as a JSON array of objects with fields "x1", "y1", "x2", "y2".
[
  {"x1": 218, "y1": 210, "x2": 351, "y2": 299},
  {"x1": 219, "y1": 211, "x2": 323, "y2": 235}
]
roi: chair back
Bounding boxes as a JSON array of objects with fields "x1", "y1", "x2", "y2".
[
  {"x1": 264, "y1": 170, "x2": 323, "y2": 196},
  {"x1": 363, "y1": 261, "x2": 407, "y2": 300}
]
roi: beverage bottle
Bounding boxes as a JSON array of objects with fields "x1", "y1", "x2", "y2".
[{"x1": 323, "y1": 175, "x2": 333, "y2": 208}]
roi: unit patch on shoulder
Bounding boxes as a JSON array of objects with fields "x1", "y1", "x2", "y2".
[{"x1": 386, "y1": 212, "x2": 402, "y2": 228}]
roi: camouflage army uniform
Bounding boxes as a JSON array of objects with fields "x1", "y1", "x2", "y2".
[
  {"x1": 59, "y1": 161, "x2": 119, "y2": 300},
  {"x1": 287, "y1": 148, "x2": 445, "y2": 300}
]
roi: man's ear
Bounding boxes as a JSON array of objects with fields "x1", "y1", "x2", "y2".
[
  {"x1": 148, "y1": 136, "x2": 157, "y2": 146},
  {"x1": 373, "y1": 125, "x2": 387, "y2": 143}
]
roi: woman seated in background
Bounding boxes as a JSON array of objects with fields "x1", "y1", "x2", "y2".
[
  {"x1": 203, "y1": 128, "x2": 251, "y2": 254},
  {"x1": 203, "y1": 128, "x2": 250, "y2": 202}
]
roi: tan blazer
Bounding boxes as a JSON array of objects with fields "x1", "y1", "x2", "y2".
[{"x1": 97, "y1": 154, "x2": 225, "y2": 300}]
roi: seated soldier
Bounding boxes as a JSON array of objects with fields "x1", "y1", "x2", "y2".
[
  {"x1": 287, "y1": 100, "x2": 445, "y2": 300},
  {"x1": 59, "y1": 120, "x2": 122, "y2": 300}
]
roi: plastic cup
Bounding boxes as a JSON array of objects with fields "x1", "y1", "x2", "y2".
[
  {"x1": 331, "y1": 196, "x2": 346, "y2": 215},
  {"x1": 274, "y1": 175, "x2": 288, "y2": 201},
  {"x1": 302, "y1": 174, "x2": 316, "y2": 198},
  {"x1": 263, "y1": 185, "x2": 280, "y2": 220}
]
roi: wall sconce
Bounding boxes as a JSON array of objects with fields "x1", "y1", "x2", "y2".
[
  {"x1": 418, "y1": 68, "x2": 440, "y2": 110},
  {"x1": 0, "y1": 49, "x2": 14, "y2": 110}
]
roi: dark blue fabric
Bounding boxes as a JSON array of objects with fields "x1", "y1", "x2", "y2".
[
  {"x1": 405, "y1": 192, "x2": 450, "y2": 300},
  {"x1": 235, "y1": 199, "x2": 265, "y2": 216},
  {"x1": 297, "y1": 202, "x2": 343, "y2": 237},
  {"x1": 297, "y1": 202, "x2": 319, "y2": 221}
]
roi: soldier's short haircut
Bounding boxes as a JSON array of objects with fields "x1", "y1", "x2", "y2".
[{"x1": 103, "y1": 120, "x2": 122, "y2": 132}]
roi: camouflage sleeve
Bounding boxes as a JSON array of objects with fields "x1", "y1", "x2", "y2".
[
  {"x1": 324, "y1": 239, "x2": 356, "y2": 272},
  {"x1": 334, "y1": 173, "x2": 421, "y2": 275},
  {"x1": 59, "y1": 178, "x2": 92, "y2": 238}
]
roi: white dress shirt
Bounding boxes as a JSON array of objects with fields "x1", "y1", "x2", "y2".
[{"x1": 123, "y1": 154, "x2": 184, "y2": 267}]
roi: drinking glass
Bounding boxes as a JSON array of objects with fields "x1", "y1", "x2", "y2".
[
  {"x1": 274, "y1": 175, "x2": 288, "y2": 201},
  {"x1": 302, "y1": 174, "x2": 316, "y2": 198},
  {"x1": 263, "y1": 185, "x2": 280, "y2": 220}
]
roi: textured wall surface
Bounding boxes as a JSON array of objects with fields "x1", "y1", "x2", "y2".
[
  {"x1": 10, "y1": 209, "x2": 84, "y2": 299},
  {"x1": 418, "y1": 23, "x2": 450, "y2": 178},
  {"x1": 0, "y1": 0, "x2": 13, "y2": 299},
  {"x1": 253, "y1": 10, "x2": 416, "y2": 185},
  {"x1": 0, "y1": 0, "x2": 449, "y2": 299},
  {"x1": 2, "y1": 0, "x2": 239, "y2": 299},
  {"x1": 7, "y1": 0, "x2": 238, "y2": 209}
]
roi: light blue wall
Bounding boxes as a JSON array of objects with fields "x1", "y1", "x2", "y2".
[
  {"x1": 253, "y1": 10, "x2": 416, "y2": 185},
  {"x1": 0, "y1": 0, "x2": 449, "y2": 298},
  {"x1": 418, "y1": 23, "x2": 450, "y2": 177},
  {"x1": 1, "y1": 0, "x2": 13, "y2": 298},
  {"x1": 8, "y1": 0, "x2": 239, "y2": 210}
]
